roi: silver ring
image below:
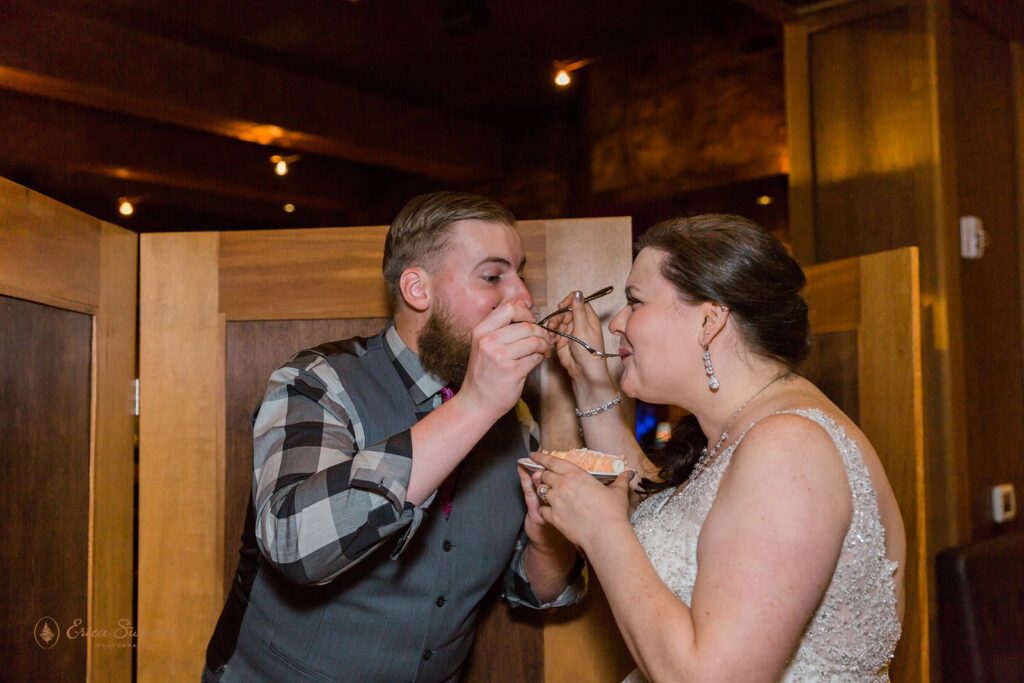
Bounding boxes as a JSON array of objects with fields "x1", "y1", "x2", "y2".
[{"x1": 538, "y1": 484, "x2": 550, "y2": 502}]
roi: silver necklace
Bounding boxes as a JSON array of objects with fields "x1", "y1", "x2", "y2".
[{"x1": 690, "y1": 372, "x2": 792, "y2": 480}]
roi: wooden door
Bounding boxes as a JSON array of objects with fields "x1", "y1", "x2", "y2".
[
  {"x1": 137, "y1": 218, "x2": 635, "y2": 680},
  {"x1": 802, "y1": 247, "x2": 927, "y2": 682},
  {"x1": 0, "y1": 177, "x2": 137, "y2": 682}
]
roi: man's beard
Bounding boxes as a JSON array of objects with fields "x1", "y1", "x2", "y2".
[{"x1": 417, "y1": 299, "x2": 472, "y2": 386}]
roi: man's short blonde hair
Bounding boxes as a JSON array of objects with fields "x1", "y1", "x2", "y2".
[{"x1": 382, "y1": 192, "x2": 516, "y2": 302}]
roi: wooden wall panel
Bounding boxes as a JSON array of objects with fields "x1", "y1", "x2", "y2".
[
  {"x1": 951, "y1": 9, "x2": 1024, "y2": 539},
  {"x1": 91, "y1": 222, "x2": 138, "y2": 681},
  {"x1": 538, "y1": 217, "x2": 636, "y2": 683},
  {"x1": 803, "y1": 331, "x2": 859, "y2": 423},
  {"x1": 859, "y1": 248, "x2": 927, "y2": 682},
  {"x1": 0, "y1": 180, "x2": 99, "y2": 314},
  {"x1": 219, "y1": 224, "x2": 549, "y2": 322},
  {"x1": 0, "y1": 296, "x2": 91, "y2": 681},
  {"x1": 0, "y1": 177, "x2": 136, "y2": 682},
  {"x1": 219, "y1": 227, "x2": 391, "y2": 321},
  {"x1": 802, "y1": 257, "x2": 860, "y2": 333},
  {"x1": 809, "y1": 8, "x2": 929, "y2": 263},
  {"x1": 139, "y1": 233, "x2": 224, "y2": 682}
]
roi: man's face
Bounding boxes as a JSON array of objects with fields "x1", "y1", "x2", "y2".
[{"x1": 417, "y1": 219, "x2": 532, "y2": 384}]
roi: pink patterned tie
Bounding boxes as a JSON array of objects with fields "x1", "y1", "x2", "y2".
[{"x1": 438, "y1": 385, "x2": 458, "y2": 519}]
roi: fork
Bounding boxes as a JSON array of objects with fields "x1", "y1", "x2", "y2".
[
  {"x1": 535, "y1": 323, "x2": 623, "y2": 358},
  {"x1": 536, "y1": 285, "x2": 614, "y2": 326}
]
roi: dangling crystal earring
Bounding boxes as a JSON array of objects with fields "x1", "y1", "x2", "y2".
[{"x1": 702, "y1": 343, "x2": 720, "y2": 391}]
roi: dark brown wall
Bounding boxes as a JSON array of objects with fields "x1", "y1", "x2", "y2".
[
  {"x1": 585, "y1": 16, "x2": 786, "y2": 207},
  {"x1": 478, "y1": 9, "x2": 787, "y2": 235},
  {"x1": 951, "y1": 9, "x2": 1024, "y2": 539},
  {"x1": 1, "y1": 295, "x2": 91, "y2": 680}
]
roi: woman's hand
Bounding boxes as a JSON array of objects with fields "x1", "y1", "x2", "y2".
[
  {"x1": 517, "y1": 464, "x2": 573, "y2": 552},
  {"x1": 529, "y1": 450, "x2": 634, "y2": 550},
  {"x1": 546, "y1": 291, "x2": 616, "y2": 393}
]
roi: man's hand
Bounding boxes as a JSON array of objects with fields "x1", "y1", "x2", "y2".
[
  {"x1": 517, "y1": 464, "x2": 578, "y2": 601},
  {"x1": 457, "y1": 301, "x2": 553, "y2": 421}
]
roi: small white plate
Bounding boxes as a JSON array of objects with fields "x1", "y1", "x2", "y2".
[{"x1": 517, "y1": 457, "x2": 619, "y2": 483}]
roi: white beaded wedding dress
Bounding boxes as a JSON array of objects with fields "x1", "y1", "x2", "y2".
[{"x1": 624, "y1": 409, "x2": 901, "y2": 682}]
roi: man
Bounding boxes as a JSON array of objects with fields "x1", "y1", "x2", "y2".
[{"x1": 204, "y1": 192, "x2": 584, "y2": 682}]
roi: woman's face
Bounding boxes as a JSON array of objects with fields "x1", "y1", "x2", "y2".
[{"x1": 609, "y1": 247, "x2": 703, "y2": 405}]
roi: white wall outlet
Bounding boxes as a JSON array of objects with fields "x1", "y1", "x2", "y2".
[
  {"x1": 960, "y1": 216, "x2": 987, "y2": 259},
  {"x1": 991, "y1": 483, "x2": 1016, "y2": 523}
]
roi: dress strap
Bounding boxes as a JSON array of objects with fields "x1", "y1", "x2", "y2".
[{"x1": 730, "y1": 407, "x2": 838, "y2": 450}]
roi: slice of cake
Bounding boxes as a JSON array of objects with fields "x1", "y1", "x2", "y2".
[{"x1": 540, "y1": 447, "x2": 626, "y2": 474}]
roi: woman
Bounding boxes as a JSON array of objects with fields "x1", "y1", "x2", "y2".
[{"x1": 531, "y1": 214, "x2": 904, "y2": 682}]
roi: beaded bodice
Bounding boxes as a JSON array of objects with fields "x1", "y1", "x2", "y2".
[{"x1": 626, "y1": 408, "x2": 900, "y2": 682}]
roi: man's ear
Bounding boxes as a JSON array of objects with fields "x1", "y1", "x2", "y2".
[{"x1": 398, "y1": 267, "x2": 431, "y2": 312}]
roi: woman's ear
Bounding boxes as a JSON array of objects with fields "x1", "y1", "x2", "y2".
[
  {"x1": 697, "y1": 302, "x2": 730, "y2": 346},
  {"x1": 398, "y1": 267, "x2": 431, "y2": 312}
]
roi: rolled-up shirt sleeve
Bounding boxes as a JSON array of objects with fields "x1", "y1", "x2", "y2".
[
  {"x1": 252, "y1": 352, "x2": 432, "y2": 586},
  {"x1": 502, "y1": 532, "x2": 588, "y2": 609}
]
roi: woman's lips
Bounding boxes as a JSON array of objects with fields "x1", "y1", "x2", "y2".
[{"x1": 618, "y1": 346, "x2": 632, "y2": 358}]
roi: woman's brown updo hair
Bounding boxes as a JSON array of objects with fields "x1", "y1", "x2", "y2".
[{"x1": 636, "y1": 214, "x2": 811, "y2": 491}]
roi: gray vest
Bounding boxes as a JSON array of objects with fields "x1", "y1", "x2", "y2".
[{"x1": 228, "y1": 332, "x2": 528, "y2": 682}]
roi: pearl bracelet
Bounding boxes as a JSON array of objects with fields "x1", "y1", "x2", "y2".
[{"x1": 574, "y1": 392, "x2": 622, "y2": 418}]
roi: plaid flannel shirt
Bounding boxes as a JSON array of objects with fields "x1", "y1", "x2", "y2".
[{"x1": 252, "y1": 325, "x2": 582, "y2": 607}]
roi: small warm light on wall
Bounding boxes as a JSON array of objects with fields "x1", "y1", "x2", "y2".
[
  {"x1": 552, "y1": 58, "x2": 594, "y2": 89},
  {"x1": 283, "y1": 203, "x2": 295, "y2": 213},
  {"x1": 270, "y1": 154, "x2": 299, "y2": 176},
  {"x1": 118, "y1": 198, "x2": 135, "y2": 216},
  {"x1": 755, "y1": 195, "x2": 774, "y2": 206}
]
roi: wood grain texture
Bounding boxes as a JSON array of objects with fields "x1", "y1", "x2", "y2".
[
  {"x1": 138, "y1": 233, "x2": 224, "y2": 682},
  {"x1": 219, "y1": 222, "x2": 549, "y2": 322},
  {"x1": 808, "y1": 7, "x2": 929, "y2": 263},
  {"x1": 803, "y1": 331, "x2": 859, "y2": 423},
  {"x1": 0, "y1": 176, "x2": 99, "y2": 313},
  {"x1": 784, "y1": 24, "x2": 815, "y2": 265},
  {"x1": 951, "y1": 9, "x2": 1024, "y2": 540},
  {"x1": 462, "y1": 588, "x2": 545, "y2": 683},
  {"x1": 0, "y1": 296, "x2": 91, "y2": 682},
  {"x1": 538, "y1": 216, "x2": 636, "y2": 683},
  {"x1": 859, "y1": 247, "x2": 927, "y2": 683},
  {"x1": 89, "y1": 222, "x2": 138, "y2": 680},
  {"x1": 0, "y1": 177, "x2": 136, "y2": 682},
  {"x1": 219, "y1": 227, "x2": 391, "y2": 320},
  {"x1": 803, "y1": 256, "x2": 860, "y2": 333}
]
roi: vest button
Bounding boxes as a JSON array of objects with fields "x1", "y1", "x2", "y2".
[
  {"x1": 436, "y1": 596, "x2": 446, "y2": 607},
  {"x1": 442, "y1": 540, "x2": 452, "y2": 552},
  {"x1": 422, "y1": 649, "x2": 434, "y2": 661}
]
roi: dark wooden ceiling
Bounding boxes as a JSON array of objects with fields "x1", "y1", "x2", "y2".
[{"x1": 0, "y1": 0, "x2": 777, "y2": 231}]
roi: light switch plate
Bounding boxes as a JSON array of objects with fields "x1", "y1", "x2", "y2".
[
  {"x1": 991, "y1": 483, "x2": 1017, "y2": 523},
  {"x1": 960, "y1": 216, "x2": 987, "y2": 259}
]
